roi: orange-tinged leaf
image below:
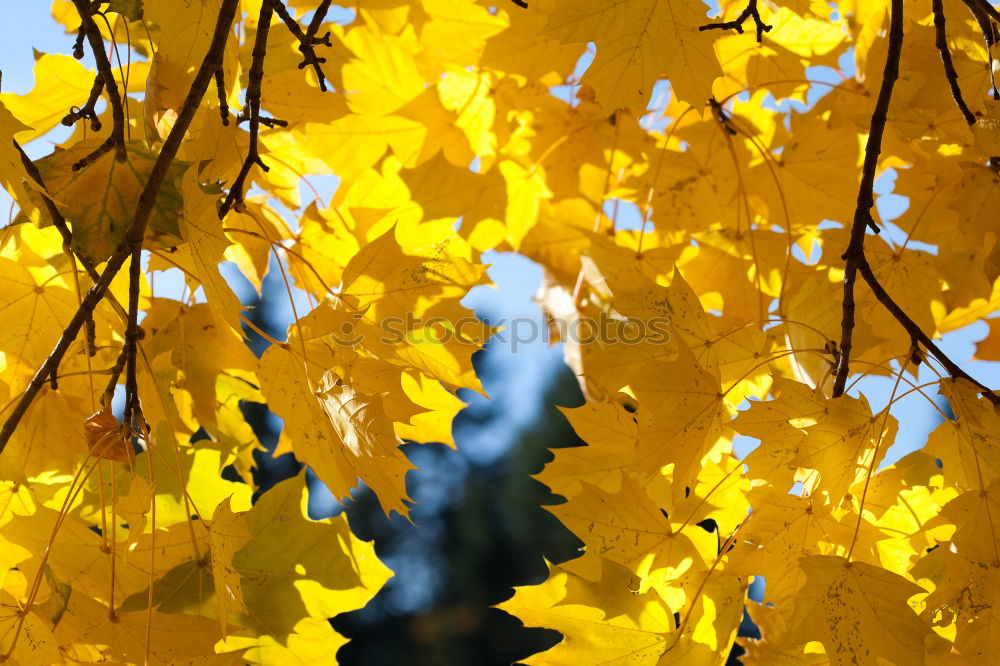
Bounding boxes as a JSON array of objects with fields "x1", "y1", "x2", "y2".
[{"x1": 83, "y1": 407, "x2": 132, "y2": 463}]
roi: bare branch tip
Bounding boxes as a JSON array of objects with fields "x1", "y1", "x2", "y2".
[{"x1": 699, "y1": 0, "x2": 772, "y2": 43}]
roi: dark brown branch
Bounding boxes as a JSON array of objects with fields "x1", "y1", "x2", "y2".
[
  {"x1": 961, "y1": 0, "x2": 998, "y2": 47},
  {"x1": 857, "y1": 257, "x2": 1000, "y2": 404},
  {"x1": 72, "y1": 27, "x2": 86, "y2": 60},
  {"x1": 699, "y1": 0, "x2": 772, "y2": 43},
  {"x1": 961, "y1": 0, "x2": 1000, "y2": 98},
  {"x1": 933, "y1": 0, "x2": 977, "y2": 125},
  {"x1": 0, "y1": 0, "x2": 240, "y2": 455},
  {"x1": 219, "y1": 0, "x2": 275, "y2": 217},
  {"x1": 306, "y1": 0, "x2": 333, "y2": 35},
  {"x1": 103, "y1": 346, "x2": 127, "y2": 402},
  {"x1": 968, "y1": 0, "x2": 1000, "y2": 24},
  {"x1": 830, "y1": 0, "x2": 997, "y2": 403},
  {"x1": 214, "y1": 68, "x2": 230, "y2": 126},
  {"x1": 831, "y1": 0, "x2": 903, "y2": 398},
  {"x1": 69, "y1": 0, "x2": 127, "y2": 171},
  {"x1": 61, "y1": 73, "x2": 105, "y2": 131},
  {"x1": 123, "y1": 247, "x2": 142, "y2": 430},
  {"x1": 85, "y1": 314, "x2": 96, "y2": 357},
  {"x1": 16, "y1": 141, "x2": 130, "y2": 322},
  {"x1": 708, "y1": 97, "x2": 738, "y2": 135},
  {"x1": 274, "y1": 0, "x2": 333, "y2": 92}
]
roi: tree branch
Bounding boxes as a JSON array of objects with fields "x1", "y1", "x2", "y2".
[
  {"x1": 219, "y1": 0, "x2": 276, "y2": 217},
  {"x1": 103, "y1": 346, "x2": 127, "y2": 404},
  {"x1": 69, "y1": 0, "x2": 127, "y2": 171},
  {"x1": 960, "y1": 0, "x2": 1000, "y2": 98},
  {"x1": 831, "y1": 0, "x2": 903, "y2": 397},
  {"x1": 214, "y1": 68, "x2": 230, "y2": 126},
  {"x1": 16, "y1": 140, "x2": 129, "y2": 321},
  {"x1": 966, "y1": 0, "x2": 1000, "y2": 24},
  {"x1": 857, "y1": 257, "x2": 1000, "y2": 403},
  {"x1": 0, "y1": 0, "x2": 240, "y2": 455},
  {"x1": 274, "y1": 0, "x2": 333, "y2": 92},
  {"x1": 61, "y1": 72, "x2": 105, "y2": 131},
  {"x1": 933, "y1": 0, "x2": 977, "y2": 125},
  {"x1": 123, "y1": 246, "x2": 142, "y2": 430},
  {"x1": 699, "y1": 0, "x2": 772, "y2": 43},
  {"x1": 830, "y1": 0, "x2": 998, "y2": 403}
]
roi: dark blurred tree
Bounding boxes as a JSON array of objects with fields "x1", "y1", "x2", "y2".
[{"x1": 331, "y1": 355, "x2": 586, "y2": 666}]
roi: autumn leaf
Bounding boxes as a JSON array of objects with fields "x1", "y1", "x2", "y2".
[
  {"x1": 83, "y1": 407, "x2": 132, "y2": 463},
  {"x1": 1, "y1": 0, "x2": 1000, "y2": 662},
  {"x1": 540, "y1": 0, "x2": 723, "y2": 109},
  {"x1": 497, "y1": 558, "x2": 673, "y2": 665},
  {"x1": 786, "y1": 555, "x2": 934, "y2": 666},
  {"x1": 17, "y1": 139, "x2": 187, "y2": 264},
  {"x1": 258, "y1": 343, "x2": 414, "y2": 517}
]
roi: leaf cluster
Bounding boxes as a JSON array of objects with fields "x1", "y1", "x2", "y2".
[{"x1": 0, "y1": 0, "x2": 999, "y2": 664}]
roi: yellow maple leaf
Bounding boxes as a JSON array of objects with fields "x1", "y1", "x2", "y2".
[
  {"x1": 541, "y1": 0, "x2": 722, "y2": 110},
  {"x1": 497, "y1": 558, "x2": 672, "y2": 665},
  {"x1": 787, "y1": 555, "x2": 934, "y2": 666}
]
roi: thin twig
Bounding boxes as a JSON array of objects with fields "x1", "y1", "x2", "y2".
[
  {"x1": 831, "y1": 0, "x2": 998, "y2": 403},
  {"x1": 0, "y1": 0, "x2": 240, "y2": 455},
  {"x1": 103, "y1": 346, "x2": 127, "y2": 402},
  {"x1": 16, "y1": 141, "x2": 128, "y2": 319},
  {"x1": 933, "y1": 0, "x2": 977, "y2": 125},
  {"x1": 17, "y1": 144, "x2": 80, "y2": 263},
  {"x1": 69, "y1": 0, "x2": 127, "y2": 170},
  {"x1": 123, "y1": 247, "x2": 142, "y2": 431},
  {"x1": 274, "y1": 0, "x2": 333, "y2": 92},
  {"x1": 960, "y1": 0, "x2": 998, "y2": 46},
  {"x1": 219, "y1": 0, "x2": 275, "y2": 217},
  {"x1": 85, "y1": 315, "x2": 96, "y2": 357},
  {"x1": 831, "y1": 0, "x2": 903, "y2": 397},
  {"x1": 857, "y1": 257, "x2": 1000, "y2": 404},
  {"x1": 61, "y1": 73, "x2": 105, "y2": 131},
  {"x1": 72, "y1": 27, "x2": 86, "y2": 60},
  {"x1": 699, "y1": 0, "x2": 772, "y2": 43}
]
